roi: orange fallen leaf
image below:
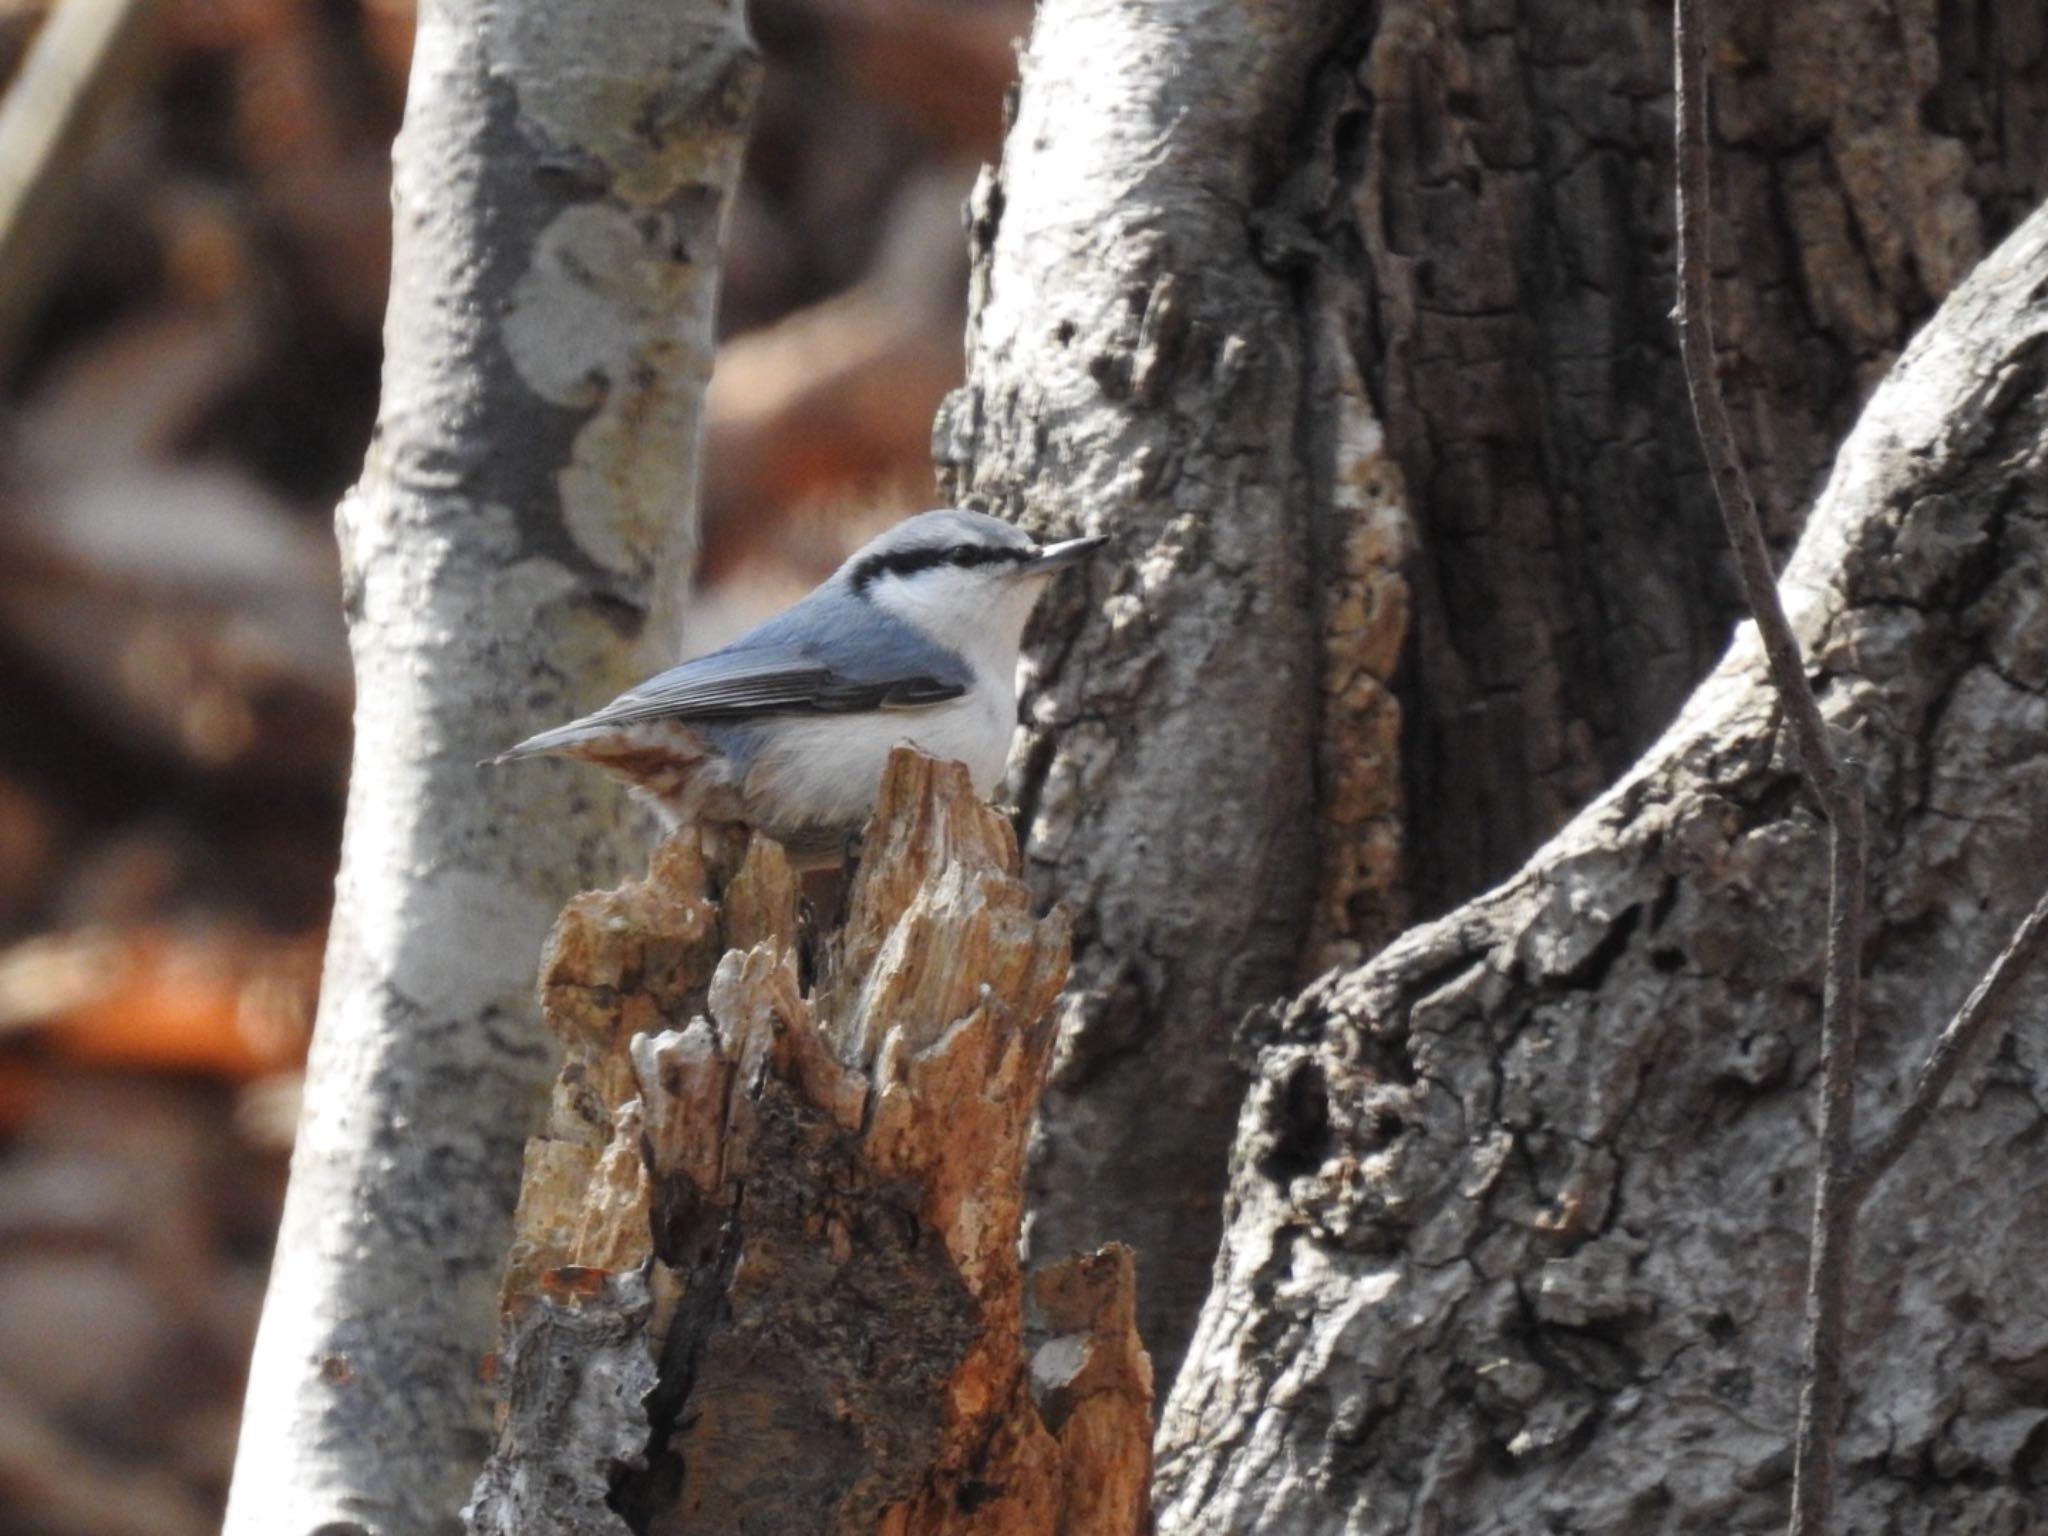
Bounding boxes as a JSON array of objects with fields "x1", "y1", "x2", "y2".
[{"x1": 0, "y1": 925, "x2": 322, "y2": 1080}]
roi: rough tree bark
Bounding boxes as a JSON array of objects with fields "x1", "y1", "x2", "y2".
[
  {"x1": 1354, "y1": 0, "x2": 2048, "y2": 916},
  {"x1": 935, "y1": 0, "x2": 1368, "y2": 1382},
  {"x1": 1155, "y1": 200, "x2": 2048, "y2": 1535},
  {"x1": 944, "y1": 0, "x2": 2048, "y2": 1387},
  {"x1": 225, "y1": 4, "x2": 759, "y2": 1532},
  {"x1": 468, "y1": 750, "x2": 1153, "y2": 1536}
]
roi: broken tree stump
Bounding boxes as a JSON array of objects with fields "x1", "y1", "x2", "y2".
[{"x1": 467, "y1": 748, "x2": 1154, "y2": 1536}]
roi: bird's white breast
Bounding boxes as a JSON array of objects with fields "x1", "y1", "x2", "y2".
[{"x1": 740, "y1": 679, "x2": 1017, "y2": 834}]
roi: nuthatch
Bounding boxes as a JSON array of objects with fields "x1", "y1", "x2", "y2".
[{"x1": 495, "y1": 509, "x2": 1104, "y2": 865}]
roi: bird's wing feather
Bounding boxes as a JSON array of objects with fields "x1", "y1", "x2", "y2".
[
  {"x1": 595, "y1": 645, "x2": 965, "y2": 727},
  {"x1": 493, "y1": 598, "x2": 975, "y2": 764}
]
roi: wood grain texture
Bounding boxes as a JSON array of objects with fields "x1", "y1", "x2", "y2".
[
  {"x1": 472, "y1": 750, "x2": 1153, "y2": 1536},
  {"x1": 1350, "y1": 0, "x2": 2048, "y2": 916}
]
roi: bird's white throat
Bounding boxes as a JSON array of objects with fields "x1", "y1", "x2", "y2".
[{"x1": 869, "y1": 564, "x2": 1051, "y2": 687}]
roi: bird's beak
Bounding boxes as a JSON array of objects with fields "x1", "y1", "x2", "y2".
[{"x1": 1020, "y1": 534, "x2": 1108, "y2": 574}]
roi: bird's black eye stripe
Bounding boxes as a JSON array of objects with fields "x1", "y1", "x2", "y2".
[{"x1": 851, "y1": 542, "x2": 1029, "y2": 594}]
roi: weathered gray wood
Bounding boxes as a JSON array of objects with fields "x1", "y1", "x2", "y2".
[
  {"x1": 1156, "y1": 200, "x2": 2048, "y2": 1536},
  {"x1": 223, "y1": 3, "x2": 759, "y2": 1531}
]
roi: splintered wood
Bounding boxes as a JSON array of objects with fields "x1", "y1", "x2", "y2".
[{"x1": 468, "y1": 749, "x2": 1153, "y2": 1536}]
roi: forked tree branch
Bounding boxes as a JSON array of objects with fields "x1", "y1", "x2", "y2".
[{"x1": 1674, "y1": 6, "x2": 2048, "y2": 1535}]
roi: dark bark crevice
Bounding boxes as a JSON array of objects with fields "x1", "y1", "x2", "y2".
[{"x1": 1353, "y1": 0, "x2": 2048, "y2": 921}]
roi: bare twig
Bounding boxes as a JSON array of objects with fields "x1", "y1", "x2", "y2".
[
  {"x1": 1849, "y1": 888, "x2": 2048, "y2": 1203},
  {"x1": 1790, "y1": 805, "x2": 1867, "y2": 1536},
  {"x1": 1675, "y1": 8, "x2": 2048, "y2": 1533},
  {"x1": 0, "y1": 0, "x2": 161, "y2": 370},
  {"x1": 1671, "y1": 6, "x2": 1869, "y2": 1533}
]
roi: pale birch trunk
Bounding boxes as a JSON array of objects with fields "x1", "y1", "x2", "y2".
[{"x1": 223, "y1": 4, "x2": 759, "y2": 1531}]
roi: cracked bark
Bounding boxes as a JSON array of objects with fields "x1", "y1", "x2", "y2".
[
  {"x1": 942, "y1": 0, "x2": 2048, "y2": 1387},
  {"x1": 1362, "y1": 0, "x2": 2048, "y2": 916},
  {"x1": 466, "y1": 751, "x2": 1153, "y2": 1536},
  {"x1": 936, "y1": 0, "x2": 1376, "y2": 1385},
  {"x1": 224, "y1": 4, "x2": 760, "y2": 1531},
  {"x1": 1155, "y1": 200, "x2": 2048, "y2": 1535}
]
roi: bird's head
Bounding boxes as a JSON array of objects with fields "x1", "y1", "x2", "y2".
[{"x1": 840, "y1": 508, "x2": 1105, "y2": 657}]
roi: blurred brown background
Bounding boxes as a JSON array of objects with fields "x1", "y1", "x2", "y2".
[{"x1": 0, "y1": 2, "x2": 1023, "y2": 1530}]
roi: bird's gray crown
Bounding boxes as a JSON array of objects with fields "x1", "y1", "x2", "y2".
[{"x1": 842, "y1": 508, "x2": 1038, "y2": 596}]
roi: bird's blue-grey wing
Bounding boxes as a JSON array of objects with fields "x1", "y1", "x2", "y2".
[
  {"x1": 495, "y1": 622, "x2": 967, "y2": 761},
  {"x1": 600, "y1": 645, "x2": 965, "y2": 724}
]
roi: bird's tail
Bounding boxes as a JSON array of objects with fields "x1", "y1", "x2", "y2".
[{"x1": 485, "y1": 718, "x2": 607, "y2": 767}]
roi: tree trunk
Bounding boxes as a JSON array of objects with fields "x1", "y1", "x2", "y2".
[
  {"x1": 935, "y1": 0, "x2": 1369, "y2": 1384},
  {"x1": 1155, "y1": 198, "x2": 2048, "y2": 1535},
  {"x1": 1360, "y1": 0, "x2": 2048, "y2": 918},
  {"x1": 467, "y1": 751, "x2": 1154, "y2": 1536},
  {"x1": 945, "y1": 0, "x2": 2048, "y2": 1388},
  {"x1": 224, "y1": 4, "x2": 759, "y2": 1531}
]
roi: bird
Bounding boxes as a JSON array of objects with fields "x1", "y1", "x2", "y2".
[{"x1": 494, "y1": 509, "x2": 1105, "y2": 867}]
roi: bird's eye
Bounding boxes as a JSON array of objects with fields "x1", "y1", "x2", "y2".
[{"x1": 947, "y1": 543, "x2": 1023, "y2": 568}]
